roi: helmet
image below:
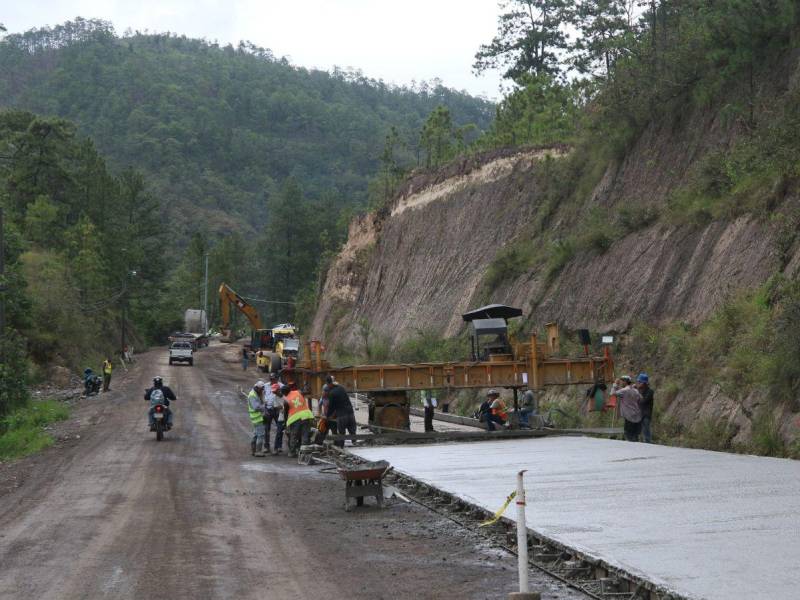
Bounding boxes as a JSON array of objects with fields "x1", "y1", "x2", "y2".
[
  {"x1": 280, "y1": 384, "x2": 291, "y2": 395},
  {"x1": 269, "y1": 372, "x2": 278, "y2": 380},
  {"x1": 254, "y1": 380, "x2": 266, "y2": 390},
  {"x1": 325, "y1": 375, "x2": 335, "y2": 385},
  {"x1": 620, "y1": 375, "x2": 632, "y2": 384},
  {"x1": 487, "y1": 389, "x2": 499, "y2": 397},
  {"x1": 322, "y1": 384, "x2": 330, "y2": 392},
  {"x1": 153, "y1": 376, "x2": 163, "y2": 387},
  {"x1": 637, "y1": 373, "x2": 649, "y2": 384}
]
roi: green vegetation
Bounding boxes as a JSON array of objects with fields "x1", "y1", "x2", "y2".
[
  {"x1": 0, "y1": 399, "x2": 69, "y2": 460},
  {"x1": 0, "y1": 19, "x2": 492, "y2": 236}
]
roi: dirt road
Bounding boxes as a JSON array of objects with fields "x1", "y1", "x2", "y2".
[{"x1": 0, "y1": 343, "x2": 586, "y2": 600}]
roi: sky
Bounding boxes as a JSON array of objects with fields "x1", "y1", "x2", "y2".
[{"x1": 1, "y1": 0, "x2": 506, "y2": 99}]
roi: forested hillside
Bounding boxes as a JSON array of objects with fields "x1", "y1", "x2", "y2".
[{"x1": 0, "y1": 19, "x2": 493, "y2": 237}]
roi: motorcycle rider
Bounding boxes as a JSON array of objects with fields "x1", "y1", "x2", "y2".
[
  {"x1": 144, "y1": 376, "x2": 177, "y2": 430},
  {"x1": 83, "y1": 368, "x2": 93, "y2": 396},
  {"x1": 248, "y1": 380, "x2": 268, "y2": 457}
]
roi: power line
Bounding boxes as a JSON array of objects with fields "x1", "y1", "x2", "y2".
[{"x1": 240, "y1": 294, "x2": 296, "y2": 305}]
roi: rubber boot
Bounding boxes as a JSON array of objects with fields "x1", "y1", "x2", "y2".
[{"x1": 254, "y1": 440, "x2": 266, "y2": 457}]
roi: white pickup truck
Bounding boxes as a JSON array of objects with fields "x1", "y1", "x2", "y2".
[{"x1": 168, "y1": 341, "x2": 194, "y2": 366}]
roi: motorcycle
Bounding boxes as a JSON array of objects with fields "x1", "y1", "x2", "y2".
[
  {"x1": 84, "y1": 375, "x2": 102, "y2": 396},
  {"x1": 151, "y1": 403, "x2": 171, "y2": 441}
]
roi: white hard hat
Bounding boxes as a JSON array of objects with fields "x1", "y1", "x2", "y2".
[
  {"x1": 487, "y1": 389, "x2": 499, "y2": 396},
  {"x1": 254, "y1": 380, "x2": 266, "y2": 389}
]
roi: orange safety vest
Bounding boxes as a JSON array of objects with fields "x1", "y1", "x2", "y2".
[
  {"x1": 286, "y1": 390, "x2": 313, "y2": 426},
  {"x1": 491, "y1": 399, "x2": 508, "y2": 421}
]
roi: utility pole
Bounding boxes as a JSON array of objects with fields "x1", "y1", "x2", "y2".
[{"x1": 202, "y1": 253, "x2": 209, "y2": 334}]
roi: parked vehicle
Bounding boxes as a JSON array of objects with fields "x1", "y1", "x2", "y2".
[
  {"x1": 169, "y1": 341, "x2": 194, "y2": 366},
  {"x1": 84, "y1": 374, "x2": 102, "y2": 396}
]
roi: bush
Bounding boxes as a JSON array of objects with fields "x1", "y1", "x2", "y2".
[
  {"x1": 0, "y1": 399, "x2": 69, "y2": 460},
  {"x1": 545, "y1": 238, "x2": 576, "y2": 281},
  {"x1": 750, "y1": 411, "x2": 786, "y2": 457},
  {"x1": 685, "y1": 417, "x2": 736, "y2": 452}
]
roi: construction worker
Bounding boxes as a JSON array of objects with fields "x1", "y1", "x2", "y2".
[
  {"x1": 518, "y1": 387, "x2": 536, "y2": 428},
  {"x1": 102, "y1": 358, "x2": 112, "y2": 392},
  {"x1": 284, "y1": 383, "x2": 314, "y2": 457},
  {"x1": 616, "y1": 375, "x2": 643, "y2": 442},
  {"x1": 248, "y1": 380, "x2": 268, "y2": 457},
  {"x1": 422, "y1": 391, "x2": 436, "y2": 433},
  {"x1": 636, "y1": 373, "x2": 654, "y2": 443},
  {"x1": 326, "y1": 376, "x2": 356, "y2": 448},
  {"x1": 263, "y1": 373, "x2": 279, "y2": 449},
  {"x1": 486, "y1": 389, "x2": 507, "y2": 431},
  {"x1": 272, "y1": 382, "x2": 286, "y2": 455}
]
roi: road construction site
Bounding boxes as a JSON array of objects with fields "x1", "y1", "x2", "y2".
[
  {"x1": 0, "y1": 342, "x2": 584, "y2": 600},
  {"x1": 2, "y1": 340, "x2": 798, "y2": 600}
]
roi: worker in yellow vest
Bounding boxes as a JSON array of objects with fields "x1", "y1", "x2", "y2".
[
  {"x1": 102, "y1": 358, "x2": 113, "y2": 392},
  {"x1": 248, "y1": 381, "x2": 268, "y2": 457},
  {"x1": 282, "y1": 383, "x2": 313, "y2": 458}
]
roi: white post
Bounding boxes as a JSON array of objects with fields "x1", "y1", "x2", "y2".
[{"x1": 516, "y1": 469, "x2": 529, "y2": 593}]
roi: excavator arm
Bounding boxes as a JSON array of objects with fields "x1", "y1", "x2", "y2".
[{"x1": 218, "y1": 283, "x2": 264, "y2": 336}]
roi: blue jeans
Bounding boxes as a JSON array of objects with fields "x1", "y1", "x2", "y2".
[
  {"x1": 274, "y1": 420, "x2": 286, "y2": 450},
  {"x1": 486, "y1": 414, "x2": 504, "y2": 431},
  {"x1": 641, "y1": 416, "x2": 652, "y2": 443},
  {"x1": 252, "y1": 423, "x2": 266, "y2": 448},
  {"x1": 519, "y1": 408, "x2": 534, "y2": 427}
]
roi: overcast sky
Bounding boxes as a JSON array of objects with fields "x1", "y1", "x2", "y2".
[{"x1": 2, "y1": 0, "x2": 506, "y2": 99}]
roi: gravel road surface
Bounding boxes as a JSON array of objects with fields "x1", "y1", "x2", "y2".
[{"x1": 0, "y1": 342, "x2": 587, "y2": 600}]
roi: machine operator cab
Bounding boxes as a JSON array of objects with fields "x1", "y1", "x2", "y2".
[{"x1": 462, "y1": 304, "x2": 523, "y2": 362}]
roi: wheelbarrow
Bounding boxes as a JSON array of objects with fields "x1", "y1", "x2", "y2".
[{"x1": 338, "y1": 460, "x2": 391, "y2": 512}]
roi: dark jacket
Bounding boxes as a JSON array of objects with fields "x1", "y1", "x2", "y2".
[
  {"x1": 639, "y1": 385, "x2": 654, "y2": 419},
  {"x1": 325, "y1": 384, "x2": 354, "y2": 418}
]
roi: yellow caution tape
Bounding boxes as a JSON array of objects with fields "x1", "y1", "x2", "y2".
[{"x1": 479, "y1": 490, "x2": 516, "y2": 527}]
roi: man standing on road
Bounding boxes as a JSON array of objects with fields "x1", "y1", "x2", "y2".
[
  {"x1": 518, "y1": 387, "x2": 536, "y2": 428},
  {"x1": 326, "y1": 376, "x2": 356, "y2": 448},
  {"x1": 248, "y1": 380, "x2": 268, "y2": 457},
  {"x1": 102, "y1": 358, "x2": 112, "y2": 392},
  {"x1": 616, "y1": 375, "x2": 643, "y2": 442},
  {"x1": 636, "y1": 373, "x2": 655, "y2": 443},
  {"x1": 285, "y1": 383, "x2": 314, "y2": 457},
  {"x1": 422, "y1": 391, "x2": 436, "y2": 433},
  {"x1": 272, "y1": 382, "x2": 286, "y2": 455},
  {"x1": 262, "y1": 373, "x2": 279, "y2": 450}
]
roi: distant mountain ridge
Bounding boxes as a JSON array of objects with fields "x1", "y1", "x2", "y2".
[{"x1": 0, "y1": 18, "x2": 494, "y2": 238}]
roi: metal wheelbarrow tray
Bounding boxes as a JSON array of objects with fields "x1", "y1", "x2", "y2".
[{"x1": 337, "y1": 461, "x2": 391, "y2": 511}]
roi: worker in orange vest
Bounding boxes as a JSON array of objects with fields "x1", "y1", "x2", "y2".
[
  {"x1": 283, "y1": 383, "x2": 314, "y2": 458},
  {"x1": 486, "y1": 389, "x2": 507, "y2": 431}
]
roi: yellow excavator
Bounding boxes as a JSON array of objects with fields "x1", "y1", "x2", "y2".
[{"x1": 218, "y1": 283, "x2": 297, "y2": 374}]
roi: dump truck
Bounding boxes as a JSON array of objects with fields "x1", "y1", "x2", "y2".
[{"x1": 255, "y1": 323, "x2": 299, "y2": 374}]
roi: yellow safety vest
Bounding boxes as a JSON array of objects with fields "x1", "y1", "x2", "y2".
[{"x1": 103, "y1": 361, "x2": 112, "y2": 375}]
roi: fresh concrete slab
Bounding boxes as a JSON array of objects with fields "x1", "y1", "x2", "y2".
[{"x1": 354, "y1": 436, "x2": 800, "y2": 600}]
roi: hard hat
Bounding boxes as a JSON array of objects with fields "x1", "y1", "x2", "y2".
[
  {"x1": 487, "y1": 389, "x2": 499, "y2": 396},
  {"x1": 325, "y1": 375, "x2": 334, "y2": 385},
  {"x1": 637, "y1": 373, "x2": 649, "y2": 384},
  {"x1": 153, "y1": 376, "x2": 163, "y2": 384},
  {"x1": 254, "y1": 380, "x2": 266, "y2": 389},
  {"x1": 620, "y1": 375, "x2": 632, "y2": 383},
  {"x1": 322, "y1": 384, "x2": 330, "y2": 392},
  {"x1": 268, "y1": 373, "x2": 278, "y2": 380}
]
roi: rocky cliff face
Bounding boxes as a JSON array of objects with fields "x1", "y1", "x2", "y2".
[{"x1": 311, "y1": 139, "x2": 795, "y2": 348}]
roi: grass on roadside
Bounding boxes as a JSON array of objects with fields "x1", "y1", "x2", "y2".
[{"x1": 0, "y1": 400, "x2": 70, "y2": 461}]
